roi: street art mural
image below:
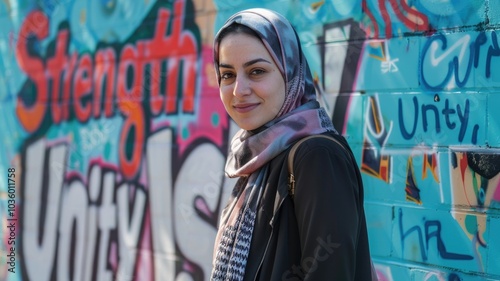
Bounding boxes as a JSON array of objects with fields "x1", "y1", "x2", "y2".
[{"x1": 1, "y1": 0, "x2": 499, "y2": 280}]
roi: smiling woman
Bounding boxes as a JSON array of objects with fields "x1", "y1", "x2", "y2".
[
  {"x1": 217, "y1": 29, "x2": 286, "y2": 131},
  {"x1": 211, "y1": 8, "x2": 376, "y2": 281}
]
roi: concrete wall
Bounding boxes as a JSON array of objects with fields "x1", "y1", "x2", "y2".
[{"x1": 0, "y1": 0, "x2": 499, "y2": 280}]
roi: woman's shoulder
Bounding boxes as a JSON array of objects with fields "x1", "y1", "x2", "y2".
[{"x1": 292, "y1": 133, "x2": 351, "y2": 158}]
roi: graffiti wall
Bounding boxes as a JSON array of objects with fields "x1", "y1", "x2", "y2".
[{"x1": 0, "y1": 0, "x2": 499, "y2": 280}]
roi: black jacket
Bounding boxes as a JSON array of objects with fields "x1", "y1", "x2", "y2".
[{"x1": 242, "y1": 133, "x2": 375, "y2": 281}]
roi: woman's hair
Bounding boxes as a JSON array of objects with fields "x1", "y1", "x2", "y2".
[{"x1": 215, "y1": 23, "x2": 261, "y2": 47}]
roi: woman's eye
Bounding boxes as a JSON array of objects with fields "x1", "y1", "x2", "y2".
[
  {"x1": 221, "y1": 72, "x2": 234, "y2": 80},
  {"x1": 250, "y1": 69, "x2": 265, "y2": 76}
]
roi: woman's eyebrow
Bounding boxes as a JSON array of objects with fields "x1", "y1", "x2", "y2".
[
  {"x1": 218, "y1": 63, "x2": 234, "y2": 69},
  {"x1": 219, "y1": 58, "x2": 272, "y2": 69},
  {"x1": 243, "y1": 58, "x2": 272, "y2": 67}
]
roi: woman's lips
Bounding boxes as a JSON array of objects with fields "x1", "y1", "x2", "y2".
[{"x1": 233, "y1": 103, "x2": 259, "y2": 113}]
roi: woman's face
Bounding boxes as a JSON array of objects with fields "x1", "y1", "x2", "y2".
[{"x1": 218, "y1": 33, "x2": 286, "y2": 131}]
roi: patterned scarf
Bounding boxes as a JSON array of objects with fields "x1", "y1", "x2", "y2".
[{"x1": 211, "y1": 8, "x2": 336, "y2": 281}]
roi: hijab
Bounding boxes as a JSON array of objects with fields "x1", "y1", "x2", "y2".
[{"x1": 211, "y1": 8, "x2": 336, "y2": 281}]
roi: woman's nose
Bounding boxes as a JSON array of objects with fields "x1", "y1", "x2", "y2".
[{"x1": 233, "y1": 76, "x2": 251, "y2": 97}]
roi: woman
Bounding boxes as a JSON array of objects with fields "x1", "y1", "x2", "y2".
[{"x1": 211, "y1": 8, "x2": 376, "y2": 281}]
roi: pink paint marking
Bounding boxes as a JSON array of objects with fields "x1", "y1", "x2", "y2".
[
  {"x1": 493, "y1": 179, "x2": 500, "y2": 202},
  {"x1": 176, "y1": 45, "x2": 229, "y2": 156}
]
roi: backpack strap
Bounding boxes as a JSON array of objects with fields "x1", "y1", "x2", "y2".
[{"x1": 287, "y1": 134, "x2": 349, "y2": 198}]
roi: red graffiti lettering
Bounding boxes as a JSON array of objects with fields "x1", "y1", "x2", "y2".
[
  {"x1": 117, "y1": 45, "x2": 145, "y2": 179},
  {"x1": 362, "y1": 0, "x2": 429, "y2": 38},
  {"x1": 15, "y1": 10, "x2": 49, "y2": 132},
  {"x1": 15, "y1": 1, "x2": 198, "y2": 180},
  {"x1": 94, "y1": 48, "x2": 117, "y2": 118},
  {"x1": 147, "y1": 1, "x2": 197, "y2": 113},
  {"x1": 389, "y1": 0, "x2": 428, "y2": 32},
  {"x1": 63, "y1": 53, "x2": 78, "y2": 121},
  {"x1": 46, "y1": 29, "x2": 69, "y2": 124},
  {"x1": 74, "y1": 54, "x2": 93, "y2": 122},
  {"x1": 148, "y1": 60, "x2": 163, "y2": 115}
]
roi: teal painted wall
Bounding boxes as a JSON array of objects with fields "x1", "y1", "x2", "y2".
[{"x1": 0, "y1": 0, "x2": 499, "y2": 280}]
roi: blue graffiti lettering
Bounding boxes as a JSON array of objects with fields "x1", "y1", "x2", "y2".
[
  {"x1": 487, "y1": 32, "x2": 500, "y2": 78},
  {"x1": 398, "y1": 96, "x2": 479, "y2": 143},
  {"x1": 421, "y1": 31, "x2": 500, "y2": 90},
  {"x1": 398, "y1": 208, "x2": 473, "y2": 261}
]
